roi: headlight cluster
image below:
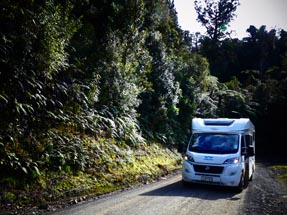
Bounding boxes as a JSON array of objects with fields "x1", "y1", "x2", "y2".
[
  {"x1": 184, "y1": 154, "x2": 194, "y2": 162},
  {"x1": 223, "y1": 157, "x2": 239, "y2": 164}
]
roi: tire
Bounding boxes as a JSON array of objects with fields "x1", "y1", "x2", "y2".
[
  {"x1": 236, "y1": 172, "x2": 245, "y2": 193},
  {"x1": 244, "y1": 164, "x2": 250, "y2": 187}
]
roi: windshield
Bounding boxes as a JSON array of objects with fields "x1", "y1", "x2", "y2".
[{"x1": 188, "y1": 133, "x2": 239, "y2": 154}]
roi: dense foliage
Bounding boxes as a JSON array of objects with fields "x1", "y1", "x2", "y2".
[{"x1": 0, "y1": 0, "x2": 286, "y2": 193}]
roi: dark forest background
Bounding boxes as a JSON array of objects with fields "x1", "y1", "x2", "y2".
[{"x1": 0, "y1": 0, "x2": 286, "y2": 191}]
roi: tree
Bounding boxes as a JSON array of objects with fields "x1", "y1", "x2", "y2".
[
  {"x1": 194, "y1": 0, "x2": 239, "y2": 41},
  {"x1": 0, "y1": 0, "x2": 81, "y2": 178}
]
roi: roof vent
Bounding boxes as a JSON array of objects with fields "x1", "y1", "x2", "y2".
[{"x1": 204, "y1": 119, "x2": 234, "y2": 126}]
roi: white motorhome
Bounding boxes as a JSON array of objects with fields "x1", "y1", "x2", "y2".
[{"x1": 182, "y1": 118, "x2": 255, "y2": 191}]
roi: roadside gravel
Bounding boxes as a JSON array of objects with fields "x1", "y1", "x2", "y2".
[{"x1": 241, "y1": 162, "x2": 287, "y2": 215}]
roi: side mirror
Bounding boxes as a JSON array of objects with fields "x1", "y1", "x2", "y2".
[
  {"x1": 248, "y1": 146, "x2": 255, "y2": 156},
  {"x1": 242, "y1": 146, "x2": 255, "y2": 156}
]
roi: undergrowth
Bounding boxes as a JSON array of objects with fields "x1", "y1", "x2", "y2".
[
  {"x1": 0, "y1": 135, "x2": 182, "y2": 212},
  {"x1": 270, "y1": 165, "x2": 287, "y2": 185}
]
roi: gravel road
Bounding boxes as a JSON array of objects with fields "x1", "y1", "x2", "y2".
[
  {"x1": 50, "y1": 162, "x2": 287, "y2": 215},
  {"x1": 51, "y1": 173, "x2": 244, "y2": 215}
]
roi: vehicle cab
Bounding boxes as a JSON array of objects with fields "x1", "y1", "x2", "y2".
[{"x1": 181, "y1": 118, "x2": 255, "y2": 192}]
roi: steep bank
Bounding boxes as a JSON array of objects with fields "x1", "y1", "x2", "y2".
[{"x1": 0, "y1": 137, "x2": 182, "y2": 214}]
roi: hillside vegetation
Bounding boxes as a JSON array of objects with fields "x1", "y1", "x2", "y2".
[{"x1": 0, "y1": 0, "x2": 286, "y2": 211}]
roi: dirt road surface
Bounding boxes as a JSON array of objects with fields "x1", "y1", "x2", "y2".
[{"x1": 50, "y1": 162, "x2": 287, "y2": 215}]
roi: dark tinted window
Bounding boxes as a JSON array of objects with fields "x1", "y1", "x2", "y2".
[{"x1": 189, "y1": 133, "x2": 239, "y2": 154}]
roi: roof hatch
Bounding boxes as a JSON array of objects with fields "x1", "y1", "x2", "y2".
[{"x1": 204, "y1": 119, "x2": 234, "y2": 126}]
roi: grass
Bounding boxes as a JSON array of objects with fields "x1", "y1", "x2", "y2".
[
  {"x1": 0, "y1": 137, "x2": 182, "y2": 211},
  {"x1": 270, "y1": 165, "x2": 287, "y2": 185}
]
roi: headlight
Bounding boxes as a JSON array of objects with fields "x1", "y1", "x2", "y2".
[
  {"x1": 224, "y1": 157, "x2": 239, "y2": 164},
  {"x1": 184, "y1": 154, "x2": 194, "y2": 162}
]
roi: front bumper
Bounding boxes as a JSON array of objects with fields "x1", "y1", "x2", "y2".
[{"x1": 182, "y1": 160, "x2": 242, "y2": 187}]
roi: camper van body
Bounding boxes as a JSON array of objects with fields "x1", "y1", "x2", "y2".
[{"x1": 182, "y1": 118, "x2": 255, "y2": 190}]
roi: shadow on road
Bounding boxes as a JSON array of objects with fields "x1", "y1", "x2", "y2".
[{"x1": 140, "y1": 180, "x2": 240, "y2": 201}]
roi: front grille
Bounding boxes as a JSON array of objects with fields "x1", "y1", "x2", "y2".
[{"x1": 193, "y1": 164, "x2": 224, "y2": 174}]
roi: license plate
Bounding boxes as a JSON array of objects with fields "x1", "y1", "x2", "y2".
[{"x1": 201, "y1": 176, "x2": 213, "y2": 182}]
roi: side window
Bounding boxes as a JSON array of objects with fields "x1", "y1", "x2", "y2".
[
  {"x1": 246, "y1": 135, "x2": 252, "y2": 147},
  {"x1": 241, "y1": 135, "x2": 247, "y2": 154},
  {"x1": 241, "y1": 134, "x2": 252, "y2": 152},
  {"x1": 241, "y1": 134, "x2": 254, "y2": 155}
]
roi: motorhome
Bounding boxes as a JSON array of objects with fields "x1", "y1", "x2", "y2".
[{"x1": 181, "y1": 118, "x2": 255, "y2": 192}]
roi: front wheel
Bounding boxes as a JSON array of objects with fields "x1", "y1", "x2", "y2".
[{"x1": 236, "y1": 173, "x2": 245, "y2": 193}]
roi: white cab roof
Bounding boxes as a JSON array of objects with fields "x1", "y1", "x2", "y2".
[{"x1": 192, "y1": 118, "x2": 255, "y2": 133}]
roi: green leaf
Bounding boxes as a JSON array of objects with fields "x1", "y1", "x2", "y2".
[
  {"x1": 22, "y1": 167, "x2": 28, "y2": 174},
  {"x1": 33, "y1": 166, "x2": 41, "y2": 177},
  {"x1": 0, "y1": 95, "x2": 8, "y2": 104}
]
